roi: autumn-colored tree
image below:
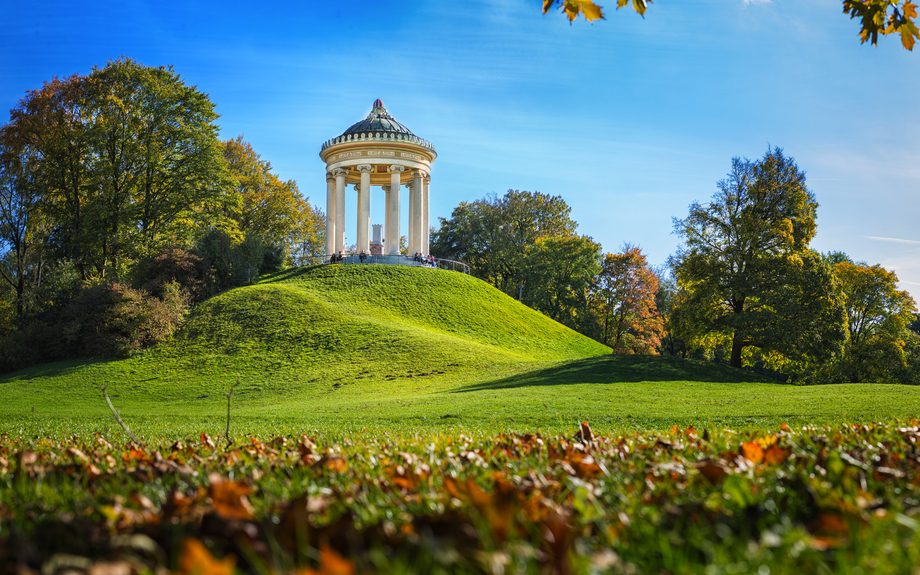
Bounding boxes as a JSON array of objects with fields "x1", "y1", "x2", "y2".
[
  {"x1": 430, "y1": 190, "x2": 577, "y2": 295},
  {"x1": 586, "y1": 245, "x2": 664, "y2": 354},
  {"x1": 519, "y1": 235, "x2": 602, "y2": 329},
  {"x1": 221, "y1": 136, "x2": 323, "y2": 266},
  {"x1": 671, "y1": 148, "x2": 847, "y2": 369},
  {"x1": 829, "y1": 260, "x2": 918, "y2": 382},
  {"x1": 543, "y1": 0, "x2": 920, "y2": 50}
]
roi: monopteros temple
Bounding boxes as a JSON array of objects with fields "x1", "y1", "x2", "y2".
[{"x1": 320, "y1": 99, "x2": 436, "y2": 259}]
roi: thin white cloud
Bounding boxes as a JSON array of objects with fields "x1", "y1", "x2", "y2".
[
  {"x1": 864, "y1": 236, "x2": 920, "y2": 246},
  {"x1": 742, "y1": 0, "x2": 772, "y2": 4},
  {"x1": 901, "y1": 280, "x2": 920, "y2": 286}
]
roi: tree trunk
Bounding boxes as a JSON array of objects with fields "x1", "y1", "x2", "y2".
[{"x1": 730, "y1": 333, "x2": 743, "y2": 368}]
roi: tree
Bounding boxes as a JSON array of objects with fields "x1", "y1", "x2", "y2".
[
  {"x1": 8, "y1": 57, "x2": 230, "y2": 280},
  {"x1": 542, "y1": 0, "x2": 920, "y2": 51},
  {"x1": 430, "y1": 189, "x2": 577, "y2": 295},
  {"x1": 0, "y1": 126, "x2": 49, "y2": 320},
  {"x1": 670, "y1": 147, "x2": 847, "y2": 369},
  {"x1": 829, "y1": 260, "x2": 917, "y2": 382},
  {"x1": 221, "y1": 136, "x2": 322, "y2": 266},
  {"x1": 587, "y1": 245, "x2": 664, "y2": 354},
  {"x1": 519, "y1": 234, "x2": 602, "y2": 329}
]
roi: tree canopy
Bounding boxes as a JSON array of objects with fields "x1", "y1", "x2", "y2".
[
  {"x1": 587, "y1": 245, "x2": 664, "y2": 354},
  {"x1": 670, "y1": 147, "x2": 847, "y2": 369},
  {"x1": 6, "y1": 57, "x2": 231, "y2": 280},
  {"x1": 221, "y1": 136, "x2": 325, "y2": 266},
  {"x1": 430, "y1": 189, "x2": 577, "y2": 295},
  {"x1": 829, "y1": 260, "x2": 918, "y2": 382},
  {"x1": 543, "y1": 0, "x2": 920, "y2": 50}
]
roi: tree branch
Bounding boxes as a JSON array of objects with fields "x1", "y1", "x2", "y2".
[{"x1": 99, "y1": 386, "x2": 145, "y2": 449}]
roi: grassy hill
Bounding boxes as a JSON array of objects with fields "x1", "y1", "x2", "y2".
[{"x1": 2, "y1": 264, "x2": 919, "y2": 440}]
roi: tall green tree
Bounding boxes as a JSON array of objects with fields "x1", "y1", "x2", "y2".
[
  {"x1": 0, "y1": 126, "x2": 48, "y2": 320},
  {"x1": 220, "y1": 136, "x2": 322, "y2": 265},
  {"x1": 830, "y1": 260, "x2": 917, "y2": 382},
  {"x1": 8, "y1": 57, "x2": 230, "y2": 280},
  {"x1": 431, "y1": 189, "x2": 577, "y2": 295},
  {"x1": 671, "y1": 148, "x2": 847, "y2": 369},
  {"x1": 519, "y1": 234, "x2": 602, "y2": 329}
]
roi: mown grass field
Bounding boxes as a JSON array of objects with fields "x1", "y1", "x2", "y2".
[{"x1": 1, "y1": 265, "x2": 918, "y2": 441}]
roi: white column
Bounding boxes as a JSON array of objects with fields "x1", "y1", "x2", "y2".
[
  {"x1": 409, "y1": 171, "x2": 423, "y2": 255},
  {"x1": 356, "y1": 164, "x2": 373, "y2": 252},
  {"x1": 422, "y1": 177, "x2": 430, "y2": 256},
  {"x1": 333, "y1": 168, "x2": 347, "y2": 254},
  {"x1": 388, "y1": 166, "x2": 404, "y2": 255},
  {"x1": 383, "y1": 184, "x2": 392, "y2": 253},
  {"x1": 325, "y1": 177, "x2": 335, "y2": 258}
]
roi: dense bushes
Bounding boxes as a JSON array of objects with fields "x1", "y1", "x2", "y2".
[
  {"x1": 0, "y1": 281, "x2": 189, "y2": 372},
  {"x1": 0, "y1": 237, "x2": 289, "y2": 373},
  {"x1": 193, "y1": 230, "x2": 283, "y2": 292},
  {"x1": 133, "y1": 248, "x2": 213, "y2": 303},
  {"x1": 58, "y1": 281, "x2": 189, "y2": 358}
]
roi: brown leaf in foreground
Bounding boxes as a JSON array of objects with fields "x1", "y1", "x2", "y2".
[
  {"x1": 693, "y1": 458, "x2": 732, "y2": 485},
  {"x1": 208, "y1": 474, "x2": 255, "y2": 520},
  {"x1": 177, "y1": 537, "x2": 235, "y2": 575},
  {"x1": 294, "y1": 544, "x2": 356, "y2": 575}
]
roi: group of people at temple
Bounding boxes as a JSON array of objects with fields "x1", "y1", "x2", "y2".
[
  {"x1": 413, "y1": 253, "x2": 436, "y2": 267},
  {"x1": 327, "y1": 252, "x2": 436, "y2": 268}
]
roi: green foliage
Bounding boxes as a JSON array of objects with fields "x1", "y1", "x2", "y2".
[
  {"x1": 824, "y1": 260, "x2": 918, "y2": 383},
  {"x1": 843, "y1": 0, "x2": 920, "y2": 49},
  {"x1": 132, "y1": 247, "x2": 213, "y2": 303},
  {"x1": 220, "y1": 136, "x2": 323, "y2": 266},
  {"x1": 431, "y1": 189, "x2": 578, "y2": 295},
  {"x1": 519, "y1": 234, "x2": 602, "y2": 329},
  {"x1": 57, "y1": 281, "x2": 188, "y2": 358},
  {"x1": 671, "y1": 148, "x2": 847, "y2": 369},
  {"x1": 6, "y1": 57, "x2": 231, "y2": 281}
]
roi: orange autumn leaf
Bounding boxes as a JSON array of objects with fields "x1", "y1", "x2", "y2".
[
  {"x1": 208, "y1": 474, "x2": 255, "y2": 520},
  {"x1": 295, "y1": 544, "x2": 356, "y2": 575},
  {"x1": 543, "y1": 0, "x2": 606, "y2": 22},
  {"x1": 763, "y1": 443, "x2": 789, "y2": 465},
  {"x1": 177, "y1": 537, "x2": 235, "y2": 575},
  {"x1": 741, "y1": 441, "x2": 764, "y2": 464}
]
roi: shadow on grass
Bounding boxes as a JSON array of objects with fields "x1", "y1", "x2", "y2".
[
  {"x1": 0, "y1": 357, "x2": 119, "y2": 383},
  {"x1": 455, "y1": 355, "x2": 780, "y2": 392}
]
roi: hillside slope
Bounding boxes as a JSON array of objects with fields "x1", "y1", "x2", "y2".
[
  {"x1": 165, "y1": 264, "x2": 610, "y2": 374},
  {"x1": 0, "y1": 265, "x2": 610, "y2": 412}
]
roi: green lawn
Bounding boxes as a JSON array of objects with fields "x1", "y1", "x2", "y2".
[{"x1": 0, "y1": 265, "x2": 917, "y2": 441}]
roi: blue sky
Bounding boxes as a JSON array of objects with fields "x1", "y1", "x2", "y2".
[{"x1": 2, "y1": 0, "x2": 918, "y2": 297}]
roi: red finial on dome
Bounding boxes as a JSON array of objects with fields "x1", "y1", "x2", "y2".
[{"x1": 373, "y1": 98, "x2": 385, "y2": 109}]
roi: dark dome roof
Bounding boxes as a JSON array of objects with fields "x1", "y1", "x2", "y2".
[
  {"x1": 339, "y1": 99, "x2": 416, "y2": 138},
  {"x1": 321, "y1": 99, "x2": 435, "y2": 154}
]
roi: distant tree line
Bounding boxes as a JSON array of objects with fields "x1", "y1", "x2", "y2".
[
  {"x1": 0, "y1": 58, "x2": 324, "y2": 371},
  {"x1": 431, "y1": 148, "x2": 920, "y2": 384}
]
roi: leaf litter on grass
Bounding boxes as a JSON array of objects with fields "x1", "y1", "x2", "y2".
[{"x1": 2, "y1": 422, "x2": 920, "y2": 574}]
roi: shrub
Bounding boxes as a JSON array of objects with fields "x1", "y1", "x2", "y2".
[
  {"x1": 194, "y1": 229, "x2": 235, "y2": 292},
  {"x1": 133, "y1": 247, "x2": 213, "y2": 303},
  {"x1": 58, "y1": 281, "x2": 189, "y2": 358},
  {"x1": 0, "y1": 320, "x2": 59, "y2": 373}
]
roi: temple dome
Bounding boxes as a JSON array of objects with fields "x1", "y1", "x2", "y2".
[{"x1": 338, "y1": 99, "x2": 417, "y2": 138}]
